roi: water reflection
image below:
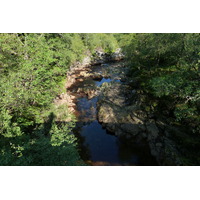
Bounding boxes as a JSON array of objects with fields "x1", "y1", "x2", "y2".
[
  {"x1": 76, "y1": 97, "x2": 98, "y2": 122},
  {"x1": 80, "y1": 121, "x2": 119, "y2": 163}
]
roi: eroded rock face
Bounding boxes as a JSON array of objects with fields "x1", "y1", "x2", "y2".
[
  {"x1": 97, "y1": 81, "x2": 184, "y2": 166},
  {"x1": 146, "y1": 123, "x2": 159, "y2": 139},
  {"x1": 97, "y1": 82, "x2": 146, "y2": 138}
]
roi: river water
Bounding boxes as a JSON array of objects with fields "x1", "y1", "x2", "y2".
[{"x1": 70, "y1": 62, "x2": 158, "y2": 166}]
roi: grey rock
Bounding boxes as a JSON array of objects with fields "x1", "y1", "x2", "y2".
[
  {"x1": 120, "y1": 123, "x2": 140, "y2": 136},
  {"x1": 146, "y1": 123, "x2": 159, "y2": 138}
]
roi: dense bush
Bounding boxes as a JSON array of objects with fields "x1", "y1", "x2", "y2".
[
  {"x1": 80, "y1": 33, "x2": 118, "y2": 53},
  {"x1": 121, "y1": 33, "x2": 200, "y2": 133}
]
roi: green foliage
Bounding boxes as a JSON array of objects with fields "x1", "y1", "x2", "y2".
[
  {"x1": 80, "y1": 33, "x2": 118, "y2": 53},
  {"x1": 114, "y1": 33, "x2": 136, "y2": 49},
  {"x1": 0, "y1": 33, "x2": 112, "y2": 130},
  {"x1": 121, "y1": 33, "x2": 200, "y2": 133},
  {"x1": 0, "y1": 109, "x2": 23, "y2": 138},
  {"x1": 0, "y1": 118, "x2": 85, "y2": 166},
  {"x1": 52, "y1": 104, "x2": 76, "y2": 122},
  {"x1": 149, "y1": 74, "x2": 184, "y2": 97},
  {"x1": 0, "y1": 33, "x2": 118, "y2": 165}
]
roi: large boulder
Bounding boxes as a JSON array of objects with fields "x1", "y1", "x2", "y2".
[{"x1": 97, "y1": 82, "x2": 146, "y2": 138}]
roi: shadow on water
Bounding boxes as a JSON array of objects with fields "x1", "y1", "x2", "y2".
[
  {"x1": 70, "y1": 62, "x2": 158, "y2": 166},
  {"x1": 74, "y1": 120, "x2": 158, "y2": 166}
]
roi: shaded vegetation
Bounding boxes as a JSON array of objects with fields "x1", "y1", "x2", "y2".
[
  {"x1": 118, "y1": 33, "x2": 200, "y2": 164},
  {"x1": 121, "y1": 33, "x2": 200, "y2": 131}
]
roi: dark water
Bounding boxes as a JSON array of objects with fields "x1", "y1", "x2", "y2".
[{"x1": 71, "y1": 63, "x2": 158, "y2": 166}]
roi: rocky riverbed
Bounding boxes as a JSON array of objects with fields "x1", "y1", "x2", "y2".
[
  {"x1": 54, "y1": 49, "x2": 184, "y2": 166},
  {"x1": 97, "y1": 79, "x2": 184, "y2": 165},
  {"x1": 65, "y1": 61, "x2": 157, "y2": 165}
]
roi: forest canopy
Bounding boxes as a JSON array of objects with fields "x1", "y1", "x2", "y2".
[{"x1": 121, "y1": 33, "x2": 200, "y2": 133}]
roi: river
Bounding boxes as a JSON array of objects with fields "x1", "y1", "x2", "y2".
[{"x1": 68, "y1": 61, "x2": 158, "y2": 166}]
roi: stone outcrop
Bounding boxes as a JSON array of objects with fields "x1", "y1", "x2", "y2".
[
  {"x1": 97, "y1": 81, "x2": 184, "y2": 165},
  {"x1": 97, "y1": 82, "x2": 146, "y2": 139}
]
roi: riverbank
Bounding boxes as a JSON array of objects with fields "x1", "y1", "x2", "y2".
[
  {"x1": 59, "y1": 58, "x2": 158, "y2": 165},
  {"x1": 54, "y1": 49, "x2": 124, "y2": 120},
  {"x1": 54, "y1": 49, "x2": 189, "y2": 166}
]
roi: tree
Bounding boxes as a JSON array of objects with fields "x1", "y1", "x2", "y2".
[{"x1": 121, "y1": 33, "x2": 200, "y2": 133}]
